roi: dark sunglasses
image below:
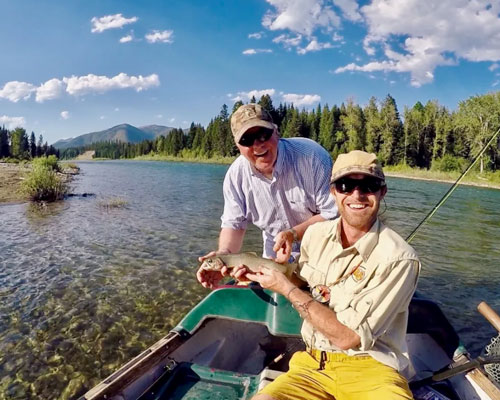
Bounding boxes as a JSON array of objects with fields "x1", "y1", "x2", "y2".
[
  {"x1": 238, "y1": 128, "x2": 273, "y2": 147},
  {"x1": 333, "y1": 177, "x2": 385, "y2": 194}
]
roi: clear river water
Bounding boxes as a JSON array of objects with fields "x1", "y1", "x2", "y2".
[{"x1": 0, "y1": 160, "x2": 499, "y2": 399}]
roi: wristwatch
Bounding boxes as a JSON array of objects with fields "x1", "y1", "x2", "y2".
[{"x1": 288, "y1": 228, "x2": 299, "y2": 243}]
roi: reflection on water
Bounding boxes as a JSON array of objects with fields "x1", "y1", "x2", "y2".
[{"x1": 0, "y1": 161, "x2": 499, "y2": 399}]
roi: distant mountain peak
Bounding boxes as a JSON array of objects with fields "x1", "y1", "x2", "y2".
[{"x1": 52, "y1": 123, "x2": 176, "y2": 149}]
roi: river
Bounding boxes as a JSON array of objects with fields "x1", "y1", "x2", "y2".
[{"x1": 0, "y1": 160, "x2": 499, "y2": 399}]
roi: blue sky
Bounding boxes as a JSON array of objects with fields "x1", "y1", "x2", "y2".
[{"x1": 1, "y1": 0, "x2": 500, "y2": 145}]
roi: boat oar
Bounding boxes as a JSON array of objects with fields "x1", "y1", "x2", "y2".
[{"x1": 410, "y1": 302, "x2": 500, "y2": 389}]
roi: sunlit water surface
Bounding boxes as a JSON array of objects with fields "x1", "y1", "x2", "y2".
[{"x1": 0, "y1": 160, "x2": 499, "y2": 399}]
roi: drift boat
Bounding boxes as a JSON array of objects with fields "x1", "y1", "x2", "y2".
[{"x1": 80, "y1": 286, "x2": 500, "y2": 400}]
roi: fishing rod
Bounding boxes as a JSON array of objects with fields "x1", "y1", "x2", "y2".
[{"x1": 406, "y1": 126, "x2": 500, "y2": 243}]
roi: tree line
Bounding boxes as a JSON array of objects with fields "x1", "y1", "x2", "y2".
[
  {"x1": 60, "y1": 91, "x2": 500, "y2": 172},
  {"x1": 0, "y1": 127, "x2": 59, "y2": 160}
]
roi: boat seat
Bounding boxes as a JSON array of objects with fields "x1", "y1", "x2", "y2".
[{"x1": 407, "y1": 297, "x2": 461, "y2": 359}]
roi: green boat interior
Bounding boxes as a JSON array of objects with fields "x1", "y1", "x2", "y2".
[{"x1": 80, "y1": 287, "x2": 496, "y2": 400}]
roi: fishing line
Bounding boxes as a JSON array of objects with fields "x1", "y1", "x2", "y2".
[{"x1": 406, "y1": 126, "x2": 500, "y2": 244}]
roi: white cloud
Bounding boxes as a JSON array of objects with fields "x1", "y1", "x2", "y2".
[
  {"x1": 298, "y1": 39, "x2": 333, "y2": 54},
  {"x1": 36, "y1": 78, "x2": 64, "y2": 102},
  {"x1": 493, "y1": 80, "x2": 500, "y2": 87},
  {"x1": 100, "y1": 115, "x2": 106, "y2": 120},
  {"x1": 114, "y1": 107, "x2": 120, "y2": 111},
  {"x1": 489, "y1": 63, "x2": 499, "y2": 71},
  {"x1": 273, "y1": 33, "x2": 303, "y2": 49},
  {"x1": 230, "y1": 89, "x2": 276, "y2": 102},
  {"x1": 249, "y1": 32, "x2": 263, "y2": 39},
  {"x1": 282, "y1": 93, "x2": 321, "y2": 106},
  {"x1": 91, "y1": 14, "x2": 138, "y2": 33},
  {"x1": 242, "y1": 48, "x2": 273, "y2": 55},
  {"x1": 334, "y1": 0, "x2": 500, "y2": 86},
  {"x1": 0, "y1": 115, "x2": 26, "y2": 129},
  {"x1": 332, "y1": 0, "x2": 362, "y2": 22},
  {"x1": 169, "y1": 117, "x2": 175, "y2": 123},
  {"x1": 145, "y1": 30, "x2": 174, "y2": 43},
  {"x1": 120, "y1": 35, "x2": 133, "y2": 43},
  {"x1": 60, "y1": 111, "x2": 70, "y2": 120},
  {"x1": 0, "y1": 81, "x2": 35, "y2": 102},
  {"x1": 263, "y1": 0, "x2": 341, "y2": 36},
  {"x1": 63, "y1": 73, "x2": 160, "y2": 96}
]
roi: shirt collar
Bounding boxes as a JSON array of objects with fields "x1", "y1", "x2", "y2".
[{"x1": 330, "y1": 218, "x2": 380, "y2": 261}]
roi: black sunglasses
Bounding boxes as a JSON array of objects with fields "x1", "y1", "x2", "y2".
[
  {"x1": 333, "y1": 177, "x2": 385, "y2": 194},
  {"x1": 238, "y1": 128, "x2": 273, "y2": 147}
]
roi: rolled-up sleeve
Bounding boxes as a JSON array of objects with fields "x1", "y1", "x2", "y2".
[
  {"x1": 220, "y1": 170, "x2": 248, "y2": 230},
  {"x1": 335, "y1": 259, "x2": 420, "y2": 351},
  {"x1": 312, "y1": 154, "x2": 337, "y2": 220}
]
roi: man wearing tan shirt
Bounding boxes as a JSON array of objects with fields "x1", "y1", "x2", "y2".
[{"x1": 239, "y1": 150, "x2": 420, "y2": 400}]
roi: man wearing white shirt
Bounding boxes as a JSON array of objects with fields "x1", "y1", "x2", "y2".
[{"x1": 197, "y1": 103, "x2": 337, "y2": 289}]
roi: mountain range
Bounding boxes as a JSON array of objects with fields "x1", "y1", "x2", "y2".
[{"x1": 52, "y1": 124, "x2": 176, "y2": 149}]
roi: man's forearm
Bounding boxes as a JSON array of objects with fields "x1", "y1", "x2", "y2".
[
  {"x1": 218, "y1": 227, "x2": 245, "y2": 253},
  {"x1": 287, "y1": 285, "x2": 360, "y2": 350}
]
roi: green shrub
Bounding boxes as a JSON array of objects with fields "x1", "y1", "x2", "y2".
[
  {"x1": 21, "y1": 164, "x2": 68, "y2": 201},
  {"x1": 33, "y1": 155, "x2": 60, "y2": 172},
  {"x1": 431, "y1": 155, "x2": 467, "y2": 172}
]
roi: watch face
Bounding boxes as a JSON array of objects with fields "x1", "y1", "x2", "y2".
[{"x1": 311, "y1": 284, "x2": 330, "y2": 304}]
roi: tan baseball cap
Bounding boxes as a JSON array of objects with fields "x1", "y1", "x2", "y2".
[
  {"x1": 230, "y1": 104, "x2": 275, "y2": 143},
  {"x1": 330, "y1": 150, "x2": 385, "y2": 183}
]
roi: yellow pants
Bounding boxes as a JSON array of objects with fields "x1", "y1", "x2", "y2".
[{"x1": 259, "y1": 351, "x2": 413, "y2": 400}]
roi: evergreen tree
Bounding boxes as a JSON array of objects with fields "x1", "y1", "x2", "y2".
[
  {"x1": 37, "y1": 134, "x2": 44, "y2": 157},
  {"x1": 403, "y1": 102, "x2": 424, "y2": 167},
  {"x1": 29, "y1": 131, "x2": 36, "y2": 159},
  {"x1": 379, "y1": 94, "x2": 404, "y2": 165},
  {"x1": 10, "y1": 128, "x2": 29, "y2": 159},
  {"x1": 319, "y1": 104, "x2": 334, "y2": 151},
  {"x1": 232, "y1": 100, "x2": 244, "y2": 114},
  {"x1": 364, "y1": 97, "x2": 382, "y2": 154},
  {"x1": 342, "y1": 100, "x2": 366, "y2": 151},
  {"x1": 455, "y1": 92, "x2": 500, "y2": 172},
  {"x1": 0, "y1": 127, "x2": 9, "y2": 158}
]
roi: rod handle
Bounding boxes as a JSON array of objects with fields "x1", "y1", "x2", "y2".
[{"x1": 478, "y1": 302, "x2": 500, "y2": 333}]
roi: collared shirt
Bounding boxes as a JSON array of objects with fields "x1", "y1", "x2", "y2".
[
  {"x1": 221, "y1": 138, "x2": 338, "y2": 259},
  {"x1": 298, "y1": 218, "x2": 420, "y2": 377}
]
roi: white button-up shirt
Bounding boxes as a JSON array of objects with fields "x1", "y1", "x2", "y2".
[{"x1": 221, "y1": 138, "x2": 338, "y2": 259}]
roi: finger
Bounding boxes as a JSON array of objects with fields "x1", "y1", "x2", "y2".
[
  {"x1": 198, "y1": 250, "x2": 217, "y2": 262},
  {"x1": 245, "y1": 272, "x2": 262, "y2": 282}
]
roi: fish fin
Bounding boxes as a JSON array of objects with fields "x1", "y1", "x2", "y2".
[{"x1": 243, "y1": 251, "x2": 259, "y2": 256}]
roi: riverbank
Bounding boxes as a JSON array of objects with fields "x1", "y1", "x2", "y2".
[
  {"x1": 0, "y1": 162, "x2": 31, "y2": 203},
  {"x1": 384, "y1": 166, "x2": 500, "y2": 190},
  {"x1": 0, "y1": 161, "x2": 79, "y2": 203},
  {"x1": 134, "y1": 154, "x2": 500, "y2": 190}
]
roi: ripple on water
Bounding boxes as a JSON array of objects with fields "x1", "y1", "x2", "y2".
[{"x1": 1, "y1": 162, "x2": 499, "y2": 399}]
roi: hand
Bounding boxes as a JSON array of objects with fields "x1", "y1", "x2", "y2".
[
  {"x1": 196, "y1": 250, "x2": 230, "y2": 289},
  {"x1": 245, "y1": 266, "x2": 294, "y2": 296},
  {"x1": 229, "y1": 265, "x2": 252, "y2": 285},
  {"x1": 273, "y1": 230, "x2": 295, "y2": 264}
]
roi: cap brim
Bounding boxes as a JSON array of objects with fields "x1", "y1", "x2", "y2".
[
  {"x1": 330, "y1": 166, "x2": 385, "y2": 183},
  {"x1": 234, "y1": 120, "x2": 275, "y2": 143}
]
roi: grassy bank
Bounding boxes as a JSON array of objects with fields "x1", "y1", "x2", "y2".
[
  {"x1": 384, "y1": 164, "x2": 500, "y2": 189},
  {"x1": 0, "y1": 158, "x2": 78, "y2": 203},
  {"x1": 134, "y1": 153, "x2": 236, "y2": 164}
]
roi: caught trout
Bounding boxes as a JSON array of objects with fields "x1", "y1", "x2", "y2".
[{"x1": 200, "y1": 252, "x2": 297, "y2": 278}]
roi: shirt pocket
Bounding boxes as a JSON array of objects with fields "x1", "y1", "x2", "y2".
[
  {"x1": 286, "y1": 190, "x2": 315, "y2": 219},
  {"x1": 299, "y1": 262, "x2": 326, "y2": 288}
]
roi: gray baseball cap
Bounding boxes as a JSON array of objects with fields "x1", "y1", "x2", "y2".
[{"x1": 230, "y1": 104, "x2": 275, "y2": 143}]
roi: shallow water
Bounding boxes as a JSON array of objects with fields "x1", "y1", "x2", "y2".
[{"x1": 0, "y1": 160, "x2": 499, "y2": 399}]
